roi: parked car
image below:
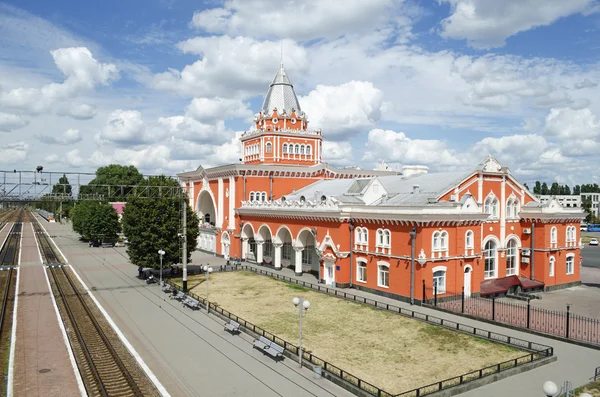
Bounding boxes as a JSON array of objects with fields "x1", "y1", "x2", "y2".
[
  {"x1": 581, "y1": 225, "x2": 588, "y2": 231},
  {"x1": 590, "y1": 238, "x2": 599, "y2": 246}
]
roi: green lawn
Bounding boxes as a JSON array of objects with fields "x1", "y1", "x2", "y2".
[{"x1": 175, "y1": 271, "x2": 526, "y2": 394}]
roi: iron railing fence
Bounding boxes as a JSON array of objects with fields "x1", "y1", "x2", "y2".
[
  {"x1": 165, "y1": 265, "x2": 554, "y2": 397},
  {"x1": 423, "y1": 285, "x2": 600, "y2": 346}
]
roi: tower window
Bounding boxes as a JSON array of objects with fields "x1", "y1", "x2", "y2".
[
  {"x1": 283, "y1": 143, "x2": 288, "y2": 154},
  {"x1": 306, "y1": 145, "x2": 312, "y2": 155},
  {"x1": 294, "y1": 144, "x2": 299, "y2": 154},
  {"x1": 300, "y1": 145, "x2": 305, "y2": 155},
  {"x1": 266, "y1": 142, "x2": 272, "y2": 153}
]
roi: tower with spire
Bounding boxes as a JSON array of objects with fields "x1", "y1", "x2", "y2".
[{"x1": 240, "y1": 64, "x2": 323, "y2": 165}]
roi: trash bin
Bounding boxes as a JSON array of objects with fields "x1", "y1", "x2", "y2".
[{"x1": 313, "y1": 365, "x2": 322, "y2": 379}]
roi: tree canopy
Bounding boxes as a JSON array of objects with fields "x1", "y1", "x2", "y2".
[
  {"x1": 80, "y1": 165, "x2": 145, "y2": 200},
  {"x1": 121, "y1": 176, "x2": 199, "y2": 268},
  {"x1": 52, "y1": 174, "x2": 72, "y2": 196},
  {"x1": 71, "y1": 201, "x2": 121, "y2": 242}
]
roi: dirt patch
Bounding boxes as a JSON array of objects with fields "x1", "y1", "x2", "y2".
[{"x1": 178, "y1": 271, "x2": 525, "y2": 394}]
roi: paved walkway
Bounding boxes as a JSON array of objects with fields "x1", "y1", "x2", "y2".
[
  {"x1": 11, "y1": 222, "x2": 81, "y2": 397},
  {"x1": 191, "y1": 251, "x2": 600, "y2": 396},
  {"x1": 41, "y1": 219, "x2": 355, "y2": 397}
]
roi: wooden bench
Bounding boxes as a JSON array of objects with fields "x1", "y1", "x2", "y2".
[
  {"x1": 162, "y1": 284, "x2": 173, "y2": 293},
  {"x1": 224, "y1": 320, "x2": 241, "y2": 335},
  {"x1": 171, "y1": 291, "x2": 185, "y2": 301},
  {"x1": 253, "y1": 336, "x2": 284, "y2": 361},
  {"x1": 182, "y1": 296, "x2": 200, "y2": 310}
]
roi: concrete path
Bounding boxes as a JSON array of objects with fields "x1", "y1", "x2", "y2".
[
  {"x1": 190, "y1": 250, "x2": 600, "y2": 396},
  {"x1": 40, "y1": 219, "x2": 355, "y2": 397},
  {"x1": 12, "y1": 222, "x2": 81, "y2": 397}
]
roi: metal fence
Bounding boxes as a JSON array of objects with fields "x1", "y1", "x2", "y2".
[
  {"x1": 168, "y1": 265, "x2": 554, "y2": 397},
  {"x1": 423, "y1": 284, "x2": 600, "y2": 346}
]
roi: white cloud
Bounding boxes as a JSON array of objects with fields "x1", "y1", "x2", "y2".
[
  {"x1": 300, "y1": 81, "x2": 384, "y2": 140},
  {"x1": 544, "y1": 107, "x2": 600, "y2": 140},
  {"x1": 0, "y1": 141, "x2": 28, "y2": 163},
  {"x1": 149, "y1": 36, "x2": 308, "y2": 98},
  {"x1": 440, "y1": 0, "x2": 596, "y2": 48},
  {"x1": 37, "y1": 128, "x2": 82, "y2": 145},
  {"x1": 322, "y1": 141, "x2": 355, "y2": 166},
  {"x1": 158, "y1": 116, "x2": 232, "y2": 145},
  {"x1": 190, "y1": 0, "x2": 410, "y2": 41},
  {"x1": 0, "y1": 112, "x2": 28, "y2": 132},
  {"x1": 363, "y1": 129, "x2": 463, "y2": 169},
  {"x1": 470, "y1": 134, "x2": 551, "y2": 165},
  {"x1": 0, "y1": 47, "x2": 118, "y2": 114},
  {"x1": 57, "y1": 103, "x2": 97, "y2": 120},
  {"x1": 186, "y1": 97, "x2": 250, "y2": 123},
  {"x1": 95, "y1": 109, "x2": 160, "y2": 146}
]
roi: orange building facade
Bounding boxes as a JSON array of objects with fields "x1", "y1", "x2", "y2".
[{"x1": 178, "y1": 64, "x2": 584, "y2": 303}]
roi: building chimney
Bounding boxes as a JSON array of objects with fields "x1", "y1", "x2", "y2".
[{"x1": 412, "y1": 184, "x2": 420, "y2": 194}]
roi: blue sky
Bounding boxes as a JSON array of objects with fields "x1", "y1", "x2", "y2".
[{"x1": 0, "y1": 0, "x2": 599, "y2": 187}]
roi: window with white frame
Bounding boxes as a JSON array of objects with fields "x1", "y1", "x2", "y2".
[
  {"x1": 306, "y1": 145, "x2": 312, "y2": 155},
  {"x1": 432, "y1": 266, "x2": 446, "y2": 294},
  {"x1": 376, "y1": 228, "x2": 391, "y2": 254},
  {"x1": 566, "y1": 254, "x2": 574, "y2": 275},
  {"x1": 377, "y1": 262, "x2": 389, "y2": 287},
  {"x1": 266, "y1": 142, "x2": 272, "y2": 153},
  {"x1": 484, "y1": 196, "x2": 499, "y2": 218},
  {"x1": 565, "y1": 226, "x2": 576, "y2": 247},
  {"x1": 283, "y1": 143, "x2": 288, "y2": 154},
  {"x1": 550, "y1": 226, "x2": 557, "y2": 248},
  {"x1": 549, "y1": 256, "x2": 555, "y2": 277},
  {"x1": 465, "y1": 230, "x2": 474, "y2": 255},
  {"x1": 354, "y1": 227, "x2": 368, "y2": 249},
  {"x1": 506, "y1": 239, "x2": 518, "y2": 276},
  {"x1": 249, "y1": 192, "x2": 255, "y2": 201},
  {"x1": 362, "y1": 228, "x2": 368, "y2": 246},
  {"x1": 484, "y1": 240, "x2": 497, "y2": 279},
  {"x1": 294, "y1": 144, "x2": 299, "y2": 154},
  {"x1": 357, "y1": 259, "x2": 367, "y2": 283},
  {"x1": 261, "y1": 192, "x2": 267, "y2": 202},
  {"x1": 300, "y1": 145, "x2": 305, "y2": 155},
  {"x1": 432, "y1": 230, "x2": 449, "y2": 258},
  {"x1": 506, "y1": 197, "x2": 519, "y2": 218}
]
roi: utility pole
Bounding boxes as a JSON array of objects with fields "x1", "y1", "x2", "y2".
[{"x1": 182, "y1": 189, "x2": 188, "y2": 292}]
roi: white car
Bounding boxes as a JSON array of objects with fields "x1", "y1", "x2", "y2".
[{"x1": 590, "y1": 238, "x2": 599, "y2": 246}]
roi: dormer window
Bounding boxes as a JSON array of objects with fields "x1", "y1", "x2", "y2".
[{"x1": 272, "y1": 118, "x2": 278, "y2": 124}]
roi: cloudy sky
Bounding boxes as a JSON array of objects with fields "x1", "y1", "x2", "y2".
[{"x1": 1, "y1": 0, "x2": 600, "y2": 186}]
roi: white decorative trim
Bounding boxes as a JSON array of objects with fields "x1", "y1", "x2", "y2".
[{"x1": 432, "y1": 265, "x2": 447, "y2": 273}]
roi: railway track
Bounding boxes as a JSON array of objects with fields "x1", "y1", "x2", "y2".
[
  {"x1": 0, "y1": 210, "x2": 22, "y2": 395},
  {"x1": 32, "y1": 216, "x2": 158, "y2": 397}
]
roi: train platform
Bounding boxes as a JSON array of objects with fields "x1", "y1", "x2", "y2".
[
  {"x1": 39, "y1": 218, "x2": 355, "y2": 397},
  {"x1": 11, "y1": 221, "x2": 82, "y2": 397},
  {"x1": 0, "y1": 222, "x2": 13, "y2": 250}
]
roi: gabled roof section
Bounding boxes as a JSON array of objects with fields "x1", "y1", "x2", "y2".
[{"x1": 261, "y1": 64, "x2": 301, "y2": 115}]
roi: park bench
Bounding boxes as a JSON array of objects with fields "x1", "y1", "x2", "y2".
[
  {"x1": 172, "y1": 291, "x2": 185, "y2": 301},
  {"x1": 253, "y1": 336, "x2": 284, "y2": 361},
  {"x1": 224, "y1": 319, "x2": 241, "y2": 335},
  {"x1": 182, "y1": 296, "x2": 200, "y2": 310},
  {"x1": 162, "y1": 284, "x2": 173, "y2": 293}
]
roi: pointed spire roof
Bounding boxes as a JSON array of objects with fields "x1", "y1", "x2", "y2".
[{"x1": 261, "y1": 64, "x2": 302, "y2": 116}]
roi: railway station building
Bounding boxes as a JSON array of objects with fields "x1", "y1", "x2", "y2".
[{"x1": 178, "y1": 64, "x2": 585, "y2": 302}]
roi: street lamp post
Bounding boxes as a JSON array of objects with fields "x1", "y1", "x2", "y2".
[
  {"x1": 203, "y1": 265, "x2": 213, "y2": 313},
  {"x1": 292, "y1": 296, "x2": 310, "y2": 368},
  {"x1": 158, "y1": 250, "x2": 165, "y2": 287},
  {"x1": 542, "y1": 380, "x2": 586, "y2": 397}
]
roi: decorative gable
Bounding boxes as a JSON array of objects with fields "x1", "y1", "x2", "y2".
[{"x1": 481, "y1": 156, "x2": 503, "y2": 173}]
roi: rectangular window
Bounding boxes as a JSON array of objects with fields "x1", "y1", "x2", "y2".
[
  {"x1": 302, "y1": 246, "x2": 314, "y2": 265},
  {"x1": 378, "y1": 266, "x2": 389, "y2": 288},
  {"x1": 263, "y1": 240, "x2": 272, "y2": 257},
  {"x1": 357, "y1": 261, "x2": 367, "y2": 283},
  {"x1": 566, "y1": 256, "x2": 574, "y2": 275},
  {"x1": 281, "y1": 242, "x2": 292, "y2": 261},
  {"x1": 433, "y1": 271, "x2": 446, "y2": 294}
]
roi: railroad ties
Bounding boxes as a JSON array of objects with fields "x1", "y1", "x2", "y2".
[
  {"x1": 0, "y1": 208, "x2": 24, "y2": 395},
  {"x1": 31, "y1": 214, "x2": 159, "y2": 397}
]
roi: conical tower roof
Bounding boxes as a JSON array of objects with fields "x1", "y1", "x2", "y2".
[{"x1": 261, "y1": 64, "x2": 302, "y2": 116}]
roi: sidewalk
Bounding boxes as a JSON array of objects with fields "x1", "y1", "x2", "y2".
[{"x1": 192, "y1": 251, "x2": 600, "y2": 396}]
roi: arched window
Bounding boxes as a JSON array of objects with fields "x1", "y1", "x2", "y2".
[
  {"x1": 506, "y1": 239, "x2": 518, "y2": 276},
  {"x1": 361, "y1": 228, "x2": 368, "y2": 245},
  {"x1": 355, "y1": 228, "x2": 362, "y2": 244},
  {"x1": 566, "y1": 226, "x2": 576, "y2": 247},
  {"x1": 376, "y1": 229, "x2": 390, "y2": 253},
  {"x1": 377, "y1": 262, "x2": 389, "y2": 288},
  {"x1": 432, "y1": 266, "x2": 447, "y2": 294},
  {"x1": 484, "y1": 196, "x2": 499, "y2": 218},
  {"x1": 306, "y1": 145, "x2": 312, "y2": 155},
  {"x1": 266, "y1": 142, "x2": 272, "y2": 153},
  {"x1": 376, "y1": 229, "x2": 384, "y2": 246},
  {"x1": 484, "y1": 240, "x2": 497, "y2": 279},
  {"x1": 261, "y1": 192, "x2": 267, "y2": 202},
  {"x1": 566, "y1": 254, "x2": 575, "y2": 275},
  {"x1": 283, "y1": 143, "x2": 288, "y2": 154},
  {"x1": 356, "y1": 259, "x2": 367, "y2": 283},
  {"x1": 550, "y1": 226, "x2": 557, "y2": 247},
  {"x1": 465, "y1": 230, "x2": 474, "y2": 254},
  {"x1": 384, "y1": 230, "x2": 391, "y2": 247},
  {"x1": 300, "y1": 145, "x2": 305, "y2": 155},
  {"x1": 294, "y1": 144, "x2": 300, "y2": 154},
  {"x1": 549, "y1": 256, "x2": 555, "y2": 277},
  {"x1": 249, "y1": 192, "x2": 255, "y2": 201},
  {"x1": 432, "y1": 230, "x2": 449, "y2": 257}
]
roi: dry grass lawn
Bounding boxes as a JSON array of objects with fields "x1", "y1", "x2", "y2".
[{"x1": 180, "y1": 271, "x2": 525, "y2": 394}]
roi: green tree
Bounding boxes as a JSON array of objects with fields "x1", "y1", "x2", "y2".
[
  {"x1": 80, "y1": 165, "x2": 144, "y2": 200},
  {"x1": 534, "y1": 181, "x2": 541, "y2": 194},
  {"x1": 523, "y1": 182, "x2": 529, "y2": 191},
  {"x1": 563, "y1": 185, "x2": 571, "y2": 195},
  {"x1": 574, "y1": 185, "x2": 581, "y2": 195},
  {"x1": 541, "y1": 182, "x2": 549, "y2": 195},
  {"x1": 121, "y1": 176, "x2": 199, "y2": 268},
  {"x1": 550, "y1": 182, "x2": 559, "y2": 195},
  {"x1": 52, "y1": 174, "x2": 72, "y2": 196},
  {"x1": 71, "y1": 201, "x2": 121, "y2": 242}
]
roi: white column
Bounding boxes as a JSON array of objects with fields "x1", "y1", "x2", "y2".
[
  {"x1": 189, "y1": 182, "x2": 195, "y2": 209},
  {"x1": 218, "y1": 178, "x2": 224, "y2": 227},
  {"x1": 242, "y1": 238, "x2": 248, "y2": 259},
  {"x1": 274, "y1": 243, "x2": 282, "y2": 270},
  {"x1": 477, "y1": 173, "x2": 483, "y2": 204},
  {"x1": 256, "y1": 241, "x2": 264, "y2": 264},
  {"x1": 228, "y1": 176, "x2": 235, "y2": 230},
  {"x1": 294, "y1": 247, "x2": 303, "y2": 275},
  {"x1": 500, "y1": 175, "x2": 506, "y2": 247}
]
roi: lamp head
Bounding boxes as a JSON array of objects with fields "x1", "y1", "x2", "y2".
[
  {"x1": 158, "y1": 249, "x2": 165, "y2": 255},
  {"x1": 303, "y1": 300, "x2": 310, "y2": 310},
  {"x1": 542, "y1": 381, "x2": 558, "y2": 397},
  {"x1": 208, "y1": 267, "x2": 213, "y2": 273},
  {"x1": 292, "y1": 297, "x2": 300, "y2": 306}
]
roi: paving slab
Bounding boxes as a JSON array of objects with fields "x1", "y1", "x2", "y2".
[
  {"x1": 11, "y1": 221, "x2": 81, "y2": 397},
  {"x1": 40, "y1": 218, "x2": 355, "y2": 397}
]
